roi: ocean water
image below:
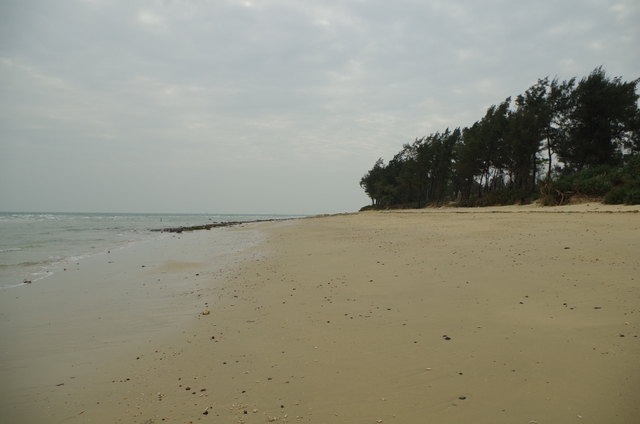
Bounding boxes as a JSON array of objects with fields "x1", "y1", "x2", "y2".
[{"x1": 0, "y1": 212, "x2": 303, "y2": 289}]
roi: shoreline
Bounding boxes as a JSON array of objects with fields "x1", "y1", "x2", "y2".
[
  {"x1": 1, "y1": 205, "x2": 638, "y2": 423},
  {"x1": 0, "y1": 213, "x2": 305, "y2": 290},
  {"x1": 152, "y1": 217, "x2": 301, "y2": 233},
  {"x1": 0, "y1": 224, "x2": 270, "y2": 422}
]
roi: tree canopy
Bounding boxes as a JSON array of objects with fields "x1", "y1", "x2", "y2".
[{"x1": 360, "y1": 67, "x2": 640, "y2": 208}]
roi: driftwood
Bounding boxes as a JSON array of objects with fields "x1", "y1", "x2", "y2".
[{"x1": 540, "y1": 180, "x2": 574, "y2": 205}]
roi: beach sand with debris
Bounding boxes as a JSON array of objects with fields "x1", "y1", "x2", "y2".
[{"x1": 1, "y1": 203, "x2": 639, "y2": 424}]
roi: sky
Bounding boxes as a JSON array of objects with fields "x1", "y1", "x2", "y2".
[{"x1": 1, "y1": 0, "x2": 638, "y2": 215}]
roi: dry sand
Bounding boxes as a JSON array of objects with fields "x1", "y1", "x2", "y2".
[{"x1": 1, "y1": 204, "x2": 639, "y2": 424}]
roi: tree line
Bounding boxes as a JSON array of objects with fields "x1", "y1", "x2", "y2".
[{"x1": 360, "y1": 67, "x2": 640, "y2": 208}]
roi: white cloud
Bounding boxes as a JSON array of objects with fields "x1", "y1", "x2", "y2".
[
  {"x1": 138, "y1": 11, "x2": 164, "y2": 26},
  {"x1": 0, "y1": 0, "x2": 638, "y2": 213},
  {"x1": 609, "y1": 0, "x2": 640, "y2": 20}
]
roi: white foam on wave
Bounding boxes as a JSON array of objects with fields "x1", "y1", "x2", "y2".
[
  {"x1": 0, "y1": 212, "x2": 293, "y2": 289},
  {"x1": 29, "y1": 269, "x2": 54, "y2": 282},
  {"x1": 1, "y1": 282, "x2": 30, "y2": 289}
]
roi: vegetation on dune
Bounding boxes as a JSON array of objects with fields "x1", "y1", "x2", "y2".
[
  {"x1": 360, "y1": 67, "x2": 640, "y2": 209},
  {"x1": 539, "y1": 154, "x2": 640, "y2": 206}
]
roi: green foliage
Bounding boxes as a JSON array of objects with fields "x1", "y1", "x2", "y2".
[
  {"x1": 604, "y1": 187, "x2": 640, "y2": 205},
  {"x1": 604, "y1": 187, "x2": 627, "y2": 204},
  {"x1": 570, "y1": 166, "x2": 613, "y2": 195},
  {"x1": 621, "y1": 154, "x2": 640, "y2": 182},
  {"x1": 602, "y1": 155, "x2": 640, "y2": 204},
  {"x1": 623, "y1": 189, "x2": 640, "y2": 205},
  {"x1": 359, "y1": 201, "x2": 427, "y2": 212},
  {"x1": 556, "y1": 67, "x2": 640, "y2": 170},
  {"x1": 538, "y1": 193, "x2": 559, "y2": 206},
  {"x1": 359, "y1": 205, "x2": 376, "y2": 212},
  {"x1": 458, "y1": 189, "x2": 537, "y2": 207},
  {"x1": 543, "y1": 154, "x2": 640, "y2": 204},
  {"x1": 360, "y1": 67, "x2": 640, "y2": 209},
  {"x1": 540, "y1": 166, "x2": 612, "y2": 205}
]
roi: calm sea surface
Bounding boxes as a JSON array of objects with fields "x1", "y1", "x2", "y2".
[{"x1": 0, "y1": 212, "x2": 303, "y2": 289}]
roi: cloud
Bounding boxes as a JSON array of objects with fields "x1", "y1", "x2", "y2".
[{"x1": 0, "y1": 0, "x2": 638, "y2": 213}]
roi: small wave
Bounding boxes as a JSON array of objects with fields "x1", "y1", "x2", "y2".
[
  {"x1": 1, "y1": 282, "x2": 31, "y2": 289},
  {"x1": 0, "y1": 257, "x2": 58, "y2": 269},
  {"x1": 66, "y1": 253, "x2": 97, "y2": 262},
  {"x1": 11, "y1": 261, "x2": 48, "y2": 267},
  {"x1": 0, "y1": 247, "x2": 22, "y2": 253},
  {"x1": 0, "y1": 271, "x2": 54, "y2": 289}
]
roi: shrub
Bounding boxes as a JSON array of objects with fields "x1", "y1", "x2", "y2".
[
  {"x1": 604, "y1": 187, "x2": 627, "y2": 204},
  {"x1": 624, "y1": 188, "x2": 640, "y2": 205},
  {"x1": 458, "y1": 189, "x2": 536, "y2": 207},
  {"x1": 539, "y1": 193, "x2": 559, "y2": 206},
  {"x1": 569, "y1": 166, "x2": 612, "y2": 195},
  {"x1": 622, "y1": 154, "x2": 640, "y2": 177},
  {"x1": 545, "y1": 154, "x2": 640, "y2": 204}
]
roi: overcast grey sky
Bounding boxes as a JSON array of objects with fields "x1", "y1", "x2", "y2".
[{"x1": 1, "y1": 0, "x2": 638, "y2": 214}]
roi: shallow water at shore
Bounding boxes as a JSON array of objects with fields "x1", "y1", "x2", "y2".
[
  {"x1": 0, "y1": 212, "x2": 302, "y2": 288},
  {"x1": 0, "y1": 223, "x2": 272, "y2": 422}
]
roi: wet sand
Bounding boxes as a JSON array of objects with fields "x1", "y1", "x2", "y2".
[{"x1": 1, "y1": 204, "x2": 639, "y2": 424}]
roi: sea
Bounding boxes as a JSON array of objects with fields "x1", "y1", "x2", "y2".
[{"x1": 0, "y1": 212, "x2": 304, "y2": 289}]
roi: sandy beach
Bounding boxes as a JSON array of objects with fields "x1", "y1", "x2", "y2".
[{"x1": 1, "y1": 204, "x2": 639, "y2": 424}]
